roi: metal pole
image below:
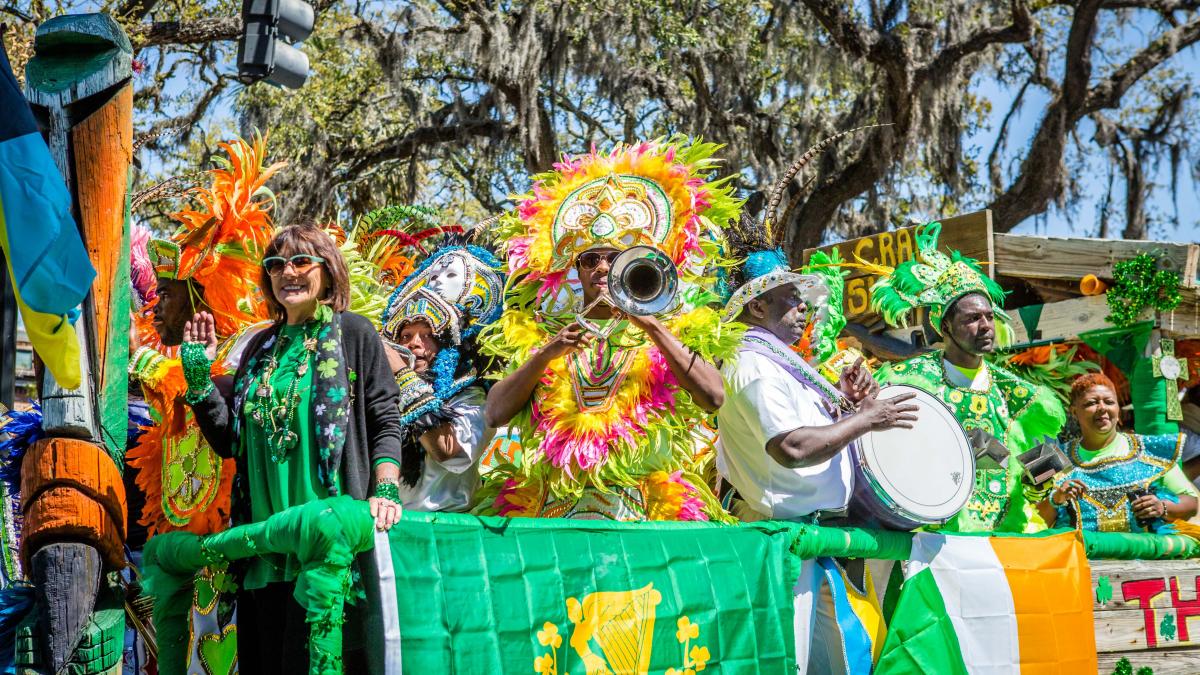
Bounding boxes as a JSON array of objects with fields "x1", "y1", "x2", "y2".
[{"x1": 0, "y1": 249, "x2": 15, "y2": 410}]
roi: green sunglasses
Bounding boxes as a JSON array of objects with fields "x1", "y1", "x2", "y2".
[{"x1": 263, "y1": 254, "x2": 326, "y2": 276}]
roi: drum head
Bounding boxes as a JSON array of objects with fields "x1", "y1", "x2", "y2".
[{"x1": 858, "y1": 385, "x2": 975, "y2": 522}]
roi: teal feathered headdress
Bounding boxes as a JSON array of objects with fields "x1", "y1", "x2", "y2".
[{"x1": 868, "y1": 222, "x2": 1008, "y2": 334}]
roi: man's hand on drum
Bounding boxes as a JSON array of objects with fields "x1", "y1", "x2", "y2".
[
  {"x1": 856, "y1": 392, "x2": 919, "y2": 431},
  {"x1": 838, "y1": 357, "x2": 878, "y2": 404},
  {"x1": 1131, "y1": 493, "x2": 1168, "y2": 521},
  {"x1": 1050, "y1": 479, "x2": 1087, "y2": 506}
]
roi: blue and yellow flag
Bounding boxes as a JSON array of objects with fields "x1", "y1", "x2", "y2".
[{"x1": 0, "y1": 40, "x2": 95, "y2": 388}]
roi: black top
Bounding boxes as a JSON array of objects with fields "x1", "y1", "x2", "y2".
[{"x1": 189, "y1": 311, "x2": 403, "y2": 523}]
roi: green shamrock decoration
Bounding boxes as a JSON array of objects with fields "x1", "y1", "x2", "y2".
[
  {"x1": 1160, "y1": 613, "x2": 1176, "y2": 641},
  {"x1": 1096, "y1": 576, "x2": 1113, "y2": 605}
]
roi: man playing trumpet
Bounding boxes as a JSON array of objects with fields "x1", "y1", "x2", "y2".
[{"x1": 475, "y1": 139, "x2": 742, "y2": 521}]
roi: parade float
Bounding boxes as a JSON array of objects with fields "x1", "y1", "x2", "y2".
[
  {"x1": 1, "y1": 13, "x2": 1200, "y2": 675},
  {"x1": 136, "y1": 226, "x2": 1199, "y2": 674}
]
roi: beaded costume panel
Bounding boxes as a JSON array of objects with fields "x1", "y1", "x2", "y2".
[{"x1": 1055, "y1": 433, "x2": 1183, "y2": 533}]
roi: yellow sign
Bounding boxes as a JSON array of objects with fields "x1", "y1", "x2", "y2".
[{"x1": 802, "y1": 210, "x2": 994, "y2": 322}]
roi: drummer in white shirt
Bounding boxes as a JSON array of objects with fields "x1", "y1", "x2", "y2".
[
  {"x1": 717, "y1": 276, "x2": 918, "y2": 523},
  {"x1": 716, "y1": 258, "x2": 917, "y2": 675}
]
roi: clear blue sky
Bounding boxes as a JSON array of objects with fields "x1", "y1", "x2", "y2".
[{"x1": 964, "y1": 16, "x2": 1200, "y2": 242}]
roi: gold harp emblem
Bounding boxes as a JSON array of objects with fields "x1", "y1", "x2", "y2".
[
  {"x1": 533, "y1": 583, "x2": 711, "y2": 675},
  {"x1": 565, "y1": 583, "x2": 661, "y2": 675}
]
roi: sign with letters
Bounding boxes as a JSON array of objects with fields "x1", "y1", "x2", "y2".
[
  {"x1": 1091, "y1": 559, "x2": 1200, "y2": 672},
  {"x1": 801, "y1": 210, "x2": 994, "y2": 324}
]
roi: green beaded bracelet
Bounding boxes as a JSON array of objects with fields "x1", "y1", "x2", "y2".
[
  {"x1": 373, "y1": 480, "x2": 401, "y2": 505},
  {"x1": 181, "y1": 342, "x2": 215, "y2": 404}
]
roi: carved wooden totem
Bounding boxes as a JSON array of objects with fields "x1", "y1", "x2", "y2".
[{"x1": 18, "y1": 13, "x2": 133, "y2": 675}]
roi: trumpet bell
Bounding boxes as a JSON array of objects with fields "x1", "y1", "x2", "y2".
[{"x1": 608, "y1": 246, "x2": 678, "y2": 316}]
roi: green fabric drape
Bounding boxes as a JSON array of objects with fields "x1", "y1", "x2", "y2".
[
  {"x1": 142, "y1": 504, "x2": 1200, "y2": 675},
  {"x1": 142, "y1": 495, "x2": 375, "y2": 675},
  {"x1": 791, "y1": 525, "x2": 1200, "y2": 561},
  {"x1": 1078, "y1": 321, "x2": 1178, "y2": 434}
]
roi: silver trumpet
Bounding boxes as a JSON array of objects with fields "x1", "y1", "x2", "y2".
[{"x1": 576, "y1": 245, "x2": 679, "y2": 340}]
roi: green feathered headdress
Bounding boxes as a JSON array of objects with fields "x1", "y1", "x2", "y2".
[
  {"x1": 869, "y1": 222, "x2": 1009, "y2": 334},
  {"x1": 799, "y1": 248, "x2": 850, "y2": 363}
]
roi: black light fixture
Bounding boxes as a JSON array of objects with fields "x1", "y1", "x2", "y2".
[{"x1": 237, "y1": 0, "x2": 315, "y2": 89}]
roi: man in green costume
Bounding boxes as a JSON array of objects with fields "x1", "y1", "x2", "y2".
[{"x1": 871, "y1": 223, "x2": 1065, "y2": 532}]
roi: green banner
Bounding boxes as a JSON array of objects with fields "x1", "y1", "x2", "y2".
[{"x1": 381, "y1": 512, "x2": 804, "y2": 673}]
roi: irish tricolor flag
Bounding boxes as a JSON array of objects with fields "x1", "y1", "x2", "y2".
[{"x1": 877, "y1": 531, "x2": 1096, "y2": 674}]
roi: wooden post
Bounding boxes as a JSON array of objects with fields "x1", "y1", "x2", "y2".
[
  {"x1": 18, "y1": 13, "x2": 133, "y2": 675},
  {"x1": 24, "y1": 12, "x2": 133, "y2": 447}
]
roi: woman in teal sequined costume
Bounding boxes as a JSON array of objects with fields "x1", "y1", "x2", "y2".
[{"x1": 1039, "y1": 373, "x2": 1197, "y2": 533}]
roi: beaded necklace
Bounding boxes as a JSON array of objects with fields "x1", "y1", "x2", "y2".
[{"x1": 247, "y1": 323, "x2": 320, "y2": 463}]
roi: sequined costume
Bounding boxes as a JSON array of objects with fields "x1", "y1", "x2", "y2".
[
  {"x1": 477, "y1": 138, "x2": 744, "y2": 522},
  {"x1": 869, "y1": 222, "x2": 1065, "y2": 532},
  {"x1": 1054, "y1": 433, "x2": 1195, "y2": 533},
  {"x1": 126, "y1": 135, "x2": 281, "y2": 536}
]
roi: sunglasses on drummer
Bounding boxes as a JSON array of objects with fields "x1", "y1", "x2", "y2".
[
  {"x1": 263, "y1": 254, "x2": 326, "y2": 276},
  {"x1": 576, "y1": 250, "x2": 619, "y2": 270}
]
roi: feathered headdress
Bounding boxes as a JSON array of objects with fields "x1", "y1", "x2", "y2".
[
  {"x1": 869, "y1": 221, "x2": 1009, "y2": 334},
  {"x1": 151, "y1": 133, "x2": 285, "y2": 338},
  {"x1": 721, "y1": 212, "x2": 827, "y2": 323},
  {"x1": 129, "y1": 225, "x2": 157, "y2": 309},
  {"x1": 325, "y1": 205, "x2": 444, "y2": 326},
  {"x1": 495, "y1": 136, "x2": 741, "y2": 308},
  {"x1": 798, "y1": 248, "x2": 850, "y2": 363},
  {"x1": 380, "y1": 229, "x2": 505, "y2": 348}
]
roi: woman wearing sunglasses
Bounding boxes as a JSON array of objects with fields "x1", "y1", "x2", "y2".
[{"x1": 179, "y1": 223, "x2": 402, "y2": 673}]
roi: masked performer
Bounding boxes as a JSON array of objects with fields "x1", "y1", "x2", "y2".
[
  {"x1": 870, "y1": 222, "x2": 1065, "y2": 532},
  {"x1": 377, "y1": 227, "x2": 504, "y2": 512},
  {"x1": 478, "y1": 138, "x2": 742, "y2": 521},
  {"x1": 1041, "y1": 373, "x2": 1198, "y2": 532},
  {"x1": 125, "y1": 135, "x2": 281, "y2": 537}
]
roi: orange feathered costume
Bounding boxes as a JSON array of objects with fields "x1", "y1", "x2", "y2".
[{"x1": 127, "y1": 135, "x2": 283, "y2": 537}]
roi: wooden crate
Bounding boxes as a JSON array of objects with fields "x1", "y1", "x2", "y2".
[
  {"x1": 1006, "y1": 294, "x2": 1155, "y2": 345},
  {"x1": 1160, "y1": 287, "x2": 1200, "y2": 338}
]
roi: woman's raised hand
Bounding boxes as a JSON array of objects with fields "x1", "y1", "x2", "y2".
[{"x1": 183, "y1": 311, "x2": 218, "y2": 362}]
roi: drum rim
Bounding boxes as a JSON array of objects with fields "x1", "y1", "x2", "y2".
[
  {"x1": 854, "y1": 462, "x2": 947, "y2": 526},
  {"x1": 855, "y1": 383, "x2": 975, "y2": 523}
]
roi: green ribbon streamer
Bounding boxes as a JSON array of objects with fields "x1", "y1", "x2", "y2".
[{"x1": 142, "y1": 496, "x2": 375, "y2": 675}]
